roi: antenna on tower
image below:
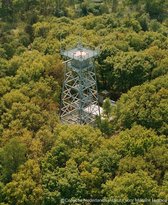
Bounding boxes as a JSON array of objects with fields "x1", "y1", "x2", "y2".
[{"x1": 77, "y1": 31, "x2": 83, "y2": 49}]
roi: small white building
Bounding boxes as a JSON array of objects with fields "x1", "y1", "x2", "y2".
[{"x1": 84, "y1": 104, "x2": 103, "y2": 116}]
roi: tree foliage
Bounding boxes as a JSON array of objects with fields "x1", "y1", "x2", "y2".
[
  {"x1": 0, "y1": 0, "x2": 167, "y2": 204},
  {"x1": 114, "y1": 75, "x2": 168, "y2": 135}
]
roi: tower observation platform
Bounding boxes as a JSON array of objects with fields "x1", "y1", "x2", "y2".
[{"x1": 60, "y1": 43, "x2": 100, "y2": 124}]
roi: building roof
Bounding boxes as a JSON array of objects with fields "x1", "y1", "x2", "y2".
[
  {"x1": 61, "y1": 44, "x2": 98, "y2": 61},
  {"x1": 84, "y1": 104, "x2": 103, "y2": 116}
]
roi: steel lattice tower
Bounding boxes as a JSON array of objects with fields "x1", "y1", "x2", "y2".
[{"x1": 60, "y1": 43, "x2": 100, "y2": 124}]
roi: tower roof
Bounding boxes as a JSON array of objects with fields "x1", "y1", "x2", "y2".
[{"x1": 61, "y1": 44, "x2": 98, "y2": 61}]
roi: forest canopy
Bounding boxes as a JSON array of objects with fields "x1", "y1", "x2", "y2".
[{"x1": 0, "y1": 0, "x2": 168, "y2": 204}]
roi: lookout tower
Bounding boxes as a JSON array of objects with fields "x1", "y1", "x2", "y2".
[{"x1": 60, "y1": 43, "x2": 100, "y2": 124}]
